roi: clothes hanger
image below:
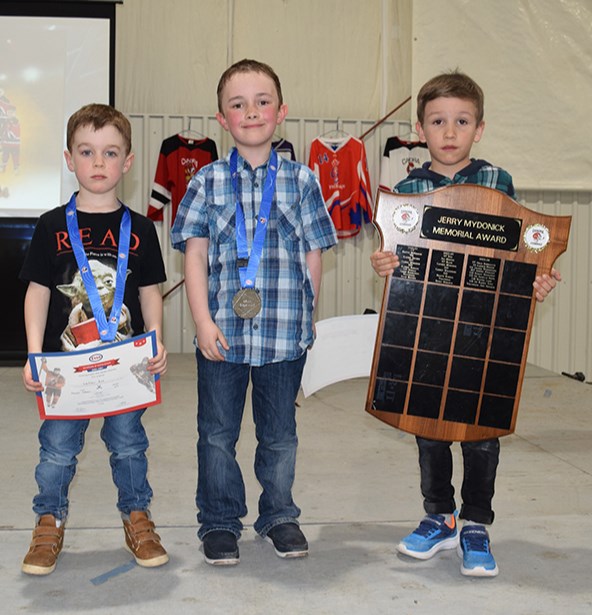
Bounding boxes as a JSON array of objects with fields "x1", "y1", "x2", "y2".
[
  {"x1": 272, "y1": 133, "x2": 286, "y2": 148},
  {"x1": 398, "y1": 122, "x2": 420, "y2": 141},
  {"x1": 178, "y1": 128, "x2": 206, "y2": 139},
  {"x1": 319, "y1": 118, "x2": 350, "y2": 141},
  {"x1": 178, "y1": 119, "x2": 206, "y2": 139}
]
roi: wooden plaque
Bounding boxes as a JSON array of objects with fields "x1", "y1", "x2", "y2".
[{"x1": 366, "y1": 184, "x2": 571, "y2": 441}]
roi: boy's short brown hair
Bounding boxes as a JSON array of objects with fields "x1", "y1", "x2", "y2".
[
  {"x1": 416, "y1": 71, "x2": 484, "y2": 125},
  {"x1": 216, "y1": 58, "x2": 283, "y2": 112},
  {"x1": 66, "y1": 104, "x2": 132, "y2": 154}
]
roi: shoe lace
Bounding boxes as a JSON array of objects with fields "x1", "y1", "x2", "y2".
[
  {"x1": 414, "y1": 516, "x2": 443, "y2": 538},
  {"x1": 462, "y1": 528, "x2": 490, "y2": 553}
]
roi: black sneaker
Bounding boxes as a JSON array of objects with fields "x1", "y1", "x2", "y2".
[
  {"x1": 202, "y1": 530, "x2": 239, "y2": 566},
  {"x1": 265, "y1": 523, "x2": 308, "y2": 558}
]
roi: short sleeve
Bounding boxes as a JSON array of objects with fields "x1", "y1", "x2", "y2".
[
  {"x1": 19, "y1": 215, "x2": 53, "y2": 287},
  {"x1": 170, "y1": 169, "x2": 210, "y2": 253},
  {"x1": 298, "y1": 166, "x2": 338, "y2": 253}
]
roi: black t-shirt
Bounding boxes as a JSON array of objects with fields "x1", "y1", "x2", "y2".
[{"x1": 20, "y1": 204, "x2": 166, "y2": 352}]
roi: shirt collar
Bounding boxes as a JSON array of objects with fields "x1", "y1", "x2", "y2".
[
  {"x1": 408, "y1": 158, "x2": 489, "y2": 183},
  {"x1": 225, "y1": 147, "x2": 283, "y2": 174}
]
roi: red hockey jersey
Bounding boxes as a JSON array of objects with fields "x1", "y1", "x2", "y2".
[
  {"x1": 308, "y1": 135, "x2": 372, "y2": 239},
  {"x1": 147, "y1": 134, "x2": 218, "y2": 224}
]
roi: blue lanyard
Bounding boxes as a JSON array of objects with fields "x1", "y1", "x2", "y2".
[
  {"x1": 65, "y1": 193, "x2": 131, "y2": 342},
  {"x1": 230, "y1": 149, "x2": 278, "y2": 289}
]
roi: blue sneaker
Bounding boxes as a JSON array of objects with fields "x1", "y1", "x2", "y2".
[
  {"x1": 397, "y1": 513, "x2": 459, "y2": 560},
  {"x1": 458, "y1": 525, "x2": 499, "y2": 577}
]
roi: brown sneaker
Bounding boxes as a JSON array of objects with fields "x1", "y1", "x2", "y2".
[
  {"x1": 123, "y1": 511, "x2": 169, "y2": 567},
  {"x1": 22, "y1": 515, "x2": 65, "y2": 575}
]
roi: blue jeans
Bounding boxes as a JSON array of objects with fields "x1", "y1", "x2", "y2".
[
  {"x1": 33, "y1": 410, "x2": 152, "y2": 520},
  {"x1": 416, "y1": 436, "x2": 500, "y2": 525},
  {"x1": 195, "y1": 349, "x2": 306, "y2": 539}
]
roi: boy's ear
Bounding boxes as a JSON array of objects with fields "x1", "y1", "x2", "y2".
[
  {"x1": 416, "y1": 121, "x2": 427, "y2": 143},
  {"x1": 474, "y1": 120, "x2": 485, "y2": 143},
  {"x1": 276, "y1": 104, "x2": 288, "y2": 125},
  {"x1": 64, "y1": 150, "x2": 74, "y2": 172},
  {"x1": 216, "y1": 112, "x2": 229, "y2": 132},
  {"x1": 123, "y1": 151, "x2": 135, "y2": 173}
]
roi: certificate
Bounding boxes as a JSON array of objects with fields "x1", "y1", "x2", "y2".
[{"x1": 29, "y1": 332, "x2": 161, "y2": 420}]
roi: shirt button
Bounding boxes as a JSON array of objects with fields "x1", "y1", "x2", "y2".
[
  {"x1": 253, "y1": 324, "x2": 259, "y2": 330},
  {"x1": 253, "y1": 182, "x2": 259, "y2": 187}
]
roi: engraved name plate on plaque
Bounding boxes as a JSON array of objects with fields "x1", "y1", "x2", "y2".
[{"x1": 366, "y1": 184, "x2": 571, "y2": 441}]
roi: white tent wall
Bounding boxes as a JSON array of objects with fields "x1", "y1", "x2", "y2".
[
  {"x1": 114, "y1": 0, "x2": 592, "y2": 378},
  {"x1": 115, "y1": 0, "x2": 412, "y2": 120},
  {"x1": 411, "y1": 0, "x2": 592, "y2": 191}
]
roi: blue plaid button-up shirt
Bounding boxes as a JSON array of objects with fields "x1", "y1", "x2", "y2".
[
  {"x1": 171, "y1": 148, "x2": 337, "y2": 366},
  {"x1": 395, "y1": 159, "x2": 515, "y2": 197}
]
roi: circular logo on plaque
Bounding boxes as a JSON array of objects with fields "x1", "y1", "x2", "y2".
[
  {"x1": 392, "y1": 204, "x2": 419, "y2": 233},
  {"x1": 523, "y1": 224, "x2": 550, "y2": 252}
]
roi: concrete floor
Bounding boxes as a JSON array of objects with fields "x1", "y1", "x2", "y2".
[{"x1": 1, "y1": 355, "x2": 591, "y2": 614}]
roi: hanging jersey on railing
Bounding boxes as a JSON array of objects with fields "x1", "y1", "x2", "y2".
[
  {"x1": 147, "y1": 134, "x2": 218, "y2": 225},
  {"x1": 379, "y1": 136, "x2": 430, "y2": 192},
  {"x1": 308, "y1": 135, "x2": 372, "y2": 239},
  {"x1": 272, "y1": 138, "x2": 297, "y2": 161}
]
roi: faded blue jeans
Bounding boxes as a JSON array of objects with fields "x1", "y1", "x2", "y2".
[
  {"x1": 195, "y1": 349, "x2": 306, "y2": 539},
  {"x1": 33, "y1": 410, "x2": 152, "y2": 520}
]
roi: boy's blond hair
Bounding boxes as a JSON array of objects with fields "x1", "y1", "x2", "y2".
[
  {"x1": 66, "y1": 104, "x2": 132, "y2": 154},
  {"x1": 216, "y1": 58, "x2": 284, "y2": 112},
  {"x1": 417, "y1": 71, "x2": 484, "y2": 125}
]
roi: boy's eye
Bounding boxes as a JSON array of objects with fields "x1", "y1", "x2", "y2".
[
  {"x1": 231, "y1": 102, "x2": 243, "y2": 109},
  {"x1": 105, "y1": 150, "x2": 119, "y2": 158},
  {"x1": 80, "y1": 149, "x2": 92, "y2": 156},
  {"x1": 458, "y1": 119, "x2": 469, "y2": 126}
]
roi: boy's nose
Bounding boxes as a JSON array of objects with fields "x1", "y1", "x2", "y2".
[{"x1": 246, "y1": 105, "x2": 259, "y2": 119}]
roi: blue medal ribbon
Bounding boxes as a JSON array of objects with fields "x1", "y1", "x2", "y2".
[
  {"x1": 65, "y1": 193, "x2": 131, "y2": 342},
  {"x1": 230, "y1": 149, "x2": 278, "y2": 290}
]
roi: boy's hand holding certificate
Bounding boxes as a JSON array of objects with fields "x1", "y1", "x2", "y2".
[{"x1": 28, "y1": 331, "x2": 161, "y2": 420}]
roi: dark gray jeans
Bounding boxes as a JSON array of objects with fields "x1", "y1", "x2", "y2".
[{"x1": 416, "y1": 436, "x2": 500, "y2": 525}]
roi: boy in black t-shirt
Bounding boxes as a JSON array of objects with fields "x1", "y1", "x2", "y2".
[{"x1": 20, "y1": 104, "x2": 169, "y2": 575}]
